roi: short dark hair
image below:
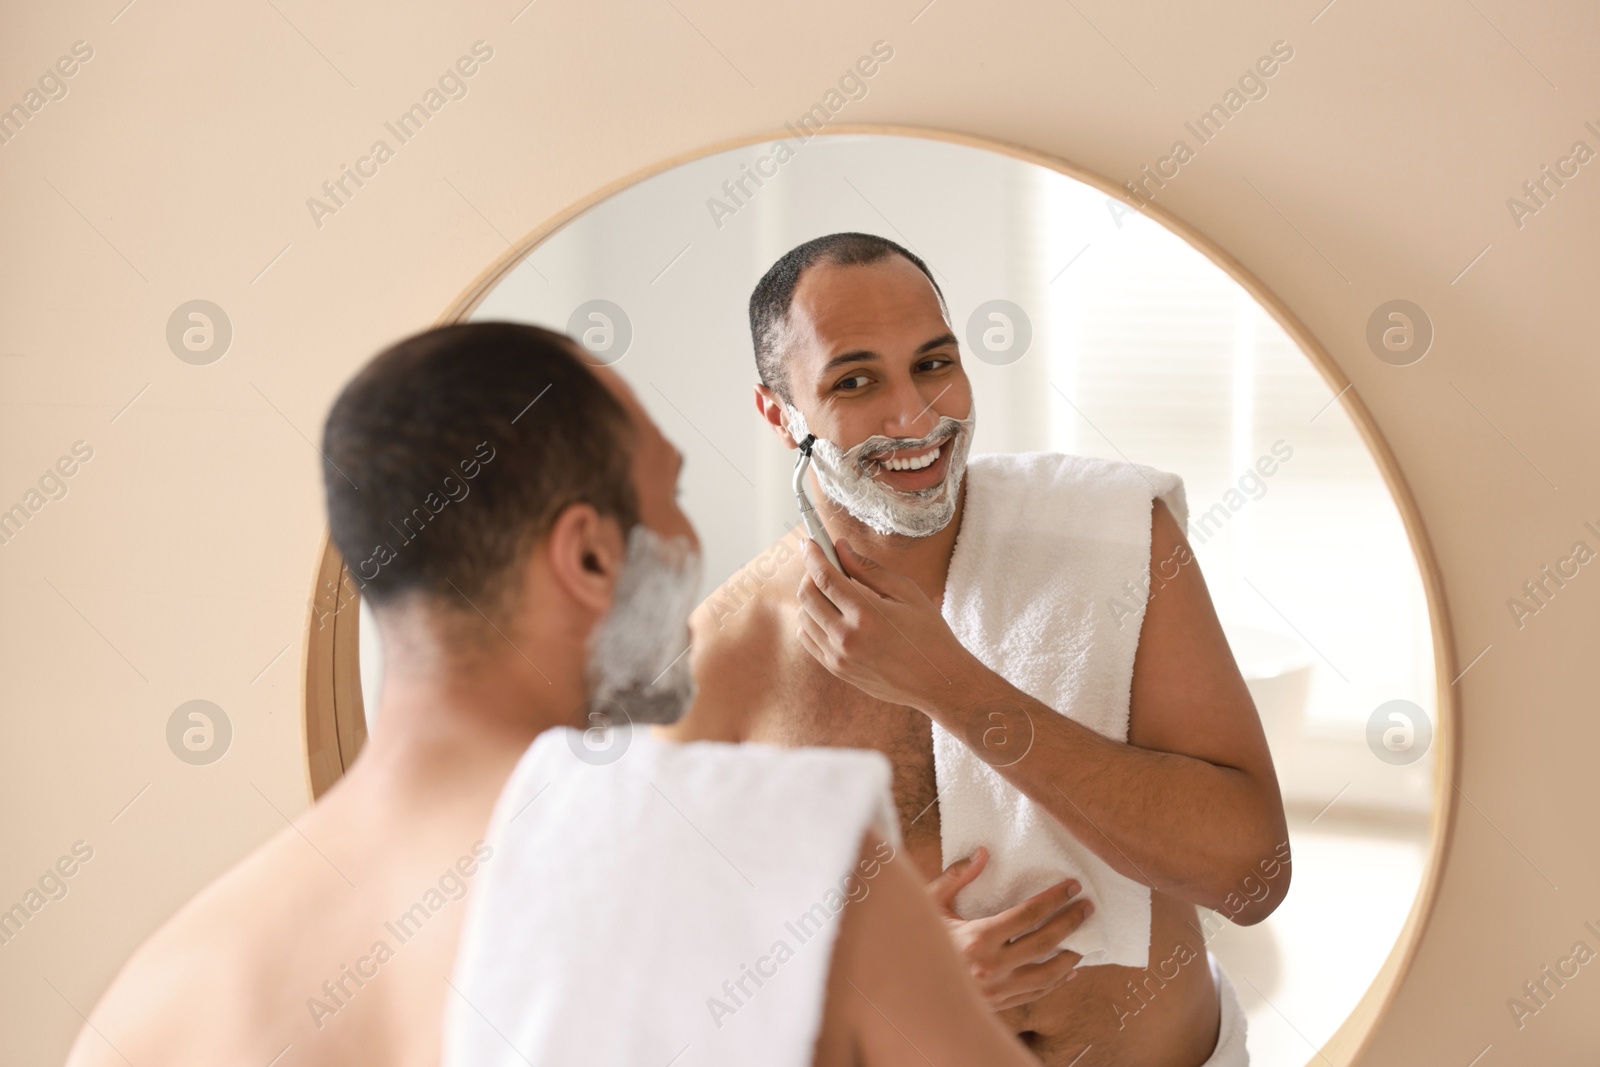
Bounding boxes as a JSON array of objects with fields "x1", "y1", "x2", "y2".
[
  {"x1": 322, "y1": 321, "x2": 638, "y2": 623},
  {"x1": 748, "y1": 232, "x2": 946, "y2": 402}
]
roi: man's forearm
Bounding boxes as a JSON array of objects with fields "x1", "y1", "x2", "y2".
[{"x1": 918, "y1": 657, "x2": 1286, "y2": 919}]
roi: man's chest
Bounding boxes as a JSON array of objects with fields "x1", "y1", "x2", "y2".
[{"x1": 744, "y1": 642, "x2": 945, "y2": 876}]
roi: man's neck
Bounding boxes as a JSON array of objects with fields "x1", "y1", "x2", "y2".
[
  {"x1": 814, "y1": 480, "x2": 968, "y2": 603},
  {"x1": 357, "y1": 664, "x2": 583, "y2": 789}
]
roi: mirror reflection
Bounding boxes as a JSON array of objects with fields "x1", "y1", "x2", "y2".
[{"x1": 353, "y1": 134, "x2": 1437, "y2": 1065}]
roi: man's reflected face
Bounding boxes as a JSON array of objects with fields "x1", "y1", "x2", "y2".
[{"x1": 782, "y1": 255, "x2": 974, "y2": 493}]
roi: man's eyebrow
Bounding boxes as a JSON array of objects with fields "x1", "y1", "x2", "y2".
[
  {"x1": 818, "y1": 334, "x2": 957, "y2": 374},
  {"x1": 820, "y1": 349, "x2": 881, "y2": 373}
]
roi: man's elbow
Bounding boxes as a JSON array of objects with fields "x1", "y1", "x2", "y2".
[
  {"x1": 1225, "y1": 867, "x2": 1290, "y2": 926},
  {"x1": 1210, "y1": 834, "x2": 1292, "y2": 925}
]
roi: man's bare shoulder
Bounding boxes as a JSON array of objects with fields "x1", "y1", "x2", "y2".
[
  {"x1": 66, "y1": 820, "x2": 335, "y2": 1067},
  {"x1": 659, "y1": 527, "x2": 809, "y2": 744}
]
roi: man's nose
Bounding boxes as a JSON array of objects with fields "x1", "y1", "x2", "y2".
[{"x1": 881, "y1": 381, "x2": 950, "y2": 438}]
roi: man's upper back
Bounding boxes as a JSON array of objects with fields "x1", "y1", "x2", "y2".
[{"x1": 66, "y1": 766, "x2": 501, "y2": 1067}]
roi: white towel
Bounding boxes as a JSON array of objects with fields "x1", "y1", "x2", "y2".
[
  {"x1": 934, "y1": 451, "x2": 1187, "y2": 969},
  {"x1": 443, "y1": 725, "x2": 903, "y2": 1067},
  {"x1": 1201, "y1": 953, "x2": 1251, "y2": 1066}
]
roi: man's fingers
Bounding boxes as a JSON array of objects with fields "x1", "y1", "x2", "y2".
[
  {"x1": 1001, "y1": 900, "x2": 1092, "y2": 966},
  {"x1": 926, "y1": 847, "x2": 988, "y2": 911},
  {"x1": 796, "y1": 610, "x2": 834, "y2": 660},
  {"x1": 835, "y1": 538, "x2": 904, "y2": 598},
  {"x1": 801, "y1": 540, "x2": 865, "y2": 613},
  {"x1": 973, "y1": 878, "x2": 1082, "y2": 942},
  {"x1": 796, "y1": 572, "x2": 845, "y2": 625},
  {"x1": 990, "y1": 953, "x2": 1081, "y2": 1009},
  {"x1": 794, "y1": 620, "x2": 828, "y2": 666},
  {"x1": 948, "y1": 877, "x2": 1086, "y2": 1012},
  {"x1": 1017, "y1": 951, "x2": 1082, "y2": 993},
  {"x1": 990, "y1": 990, "x2": 1044, "y2": 1012}
]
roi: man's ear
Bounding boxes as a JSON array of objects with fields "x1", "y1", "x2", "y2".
[
  {"x1": 543, "y1": 503, "x2": 627, "y2": 616},
  {"x1": 754, "y1": 384, "x2": 800, "y2": 450}
]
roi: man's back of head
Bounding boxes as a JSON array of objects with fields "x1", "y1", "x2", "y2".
[{"x1": 323, "y1": 321, "x2": 639, "y2": 651}]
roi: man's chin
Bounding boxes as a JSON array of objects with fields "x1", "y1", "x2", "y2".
[
  {"x1": 830, "y1": 491, "x2": 958, "y2": 539},
  {"x1": 858, "y1": 471, "x2": 957, "y2": 512}
]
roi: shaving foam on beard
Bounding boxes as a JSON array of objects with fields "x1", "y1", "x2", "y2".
[
  {"x1": 782, "y1": 397, "x2": 977, "y2": 538},
  {"x1": 585, "y1": 524, "x2": 702, "y2": 725}
]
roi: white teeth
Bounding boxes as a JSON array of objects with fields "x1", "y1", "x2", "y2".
[{"x1": 880, "y1": 446, "x2": 940, "y2": 472}]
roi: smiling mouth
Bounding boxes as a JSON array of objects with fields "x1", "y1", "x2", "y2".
[
  {"x1": 878, "y1": 444, "x2": 942, "y2": 472},
  {"x1": 864, "y1": 434, "x2": 957, "y2": 488}
]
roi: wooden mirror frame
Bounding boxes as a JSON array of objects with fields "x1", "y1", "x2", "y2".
[{"x1": 301, "y1": 124, "x2": 1458, "y2": 1067}]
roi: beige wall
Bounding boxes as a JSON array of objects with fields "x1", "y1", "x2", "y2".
[{"x1": 1, "y1": 1, "x2": 1595, "y2": 1063}]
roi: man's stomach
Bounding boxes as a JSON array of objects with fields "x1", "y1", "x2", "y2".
[{"x1": 1001, "y1": 890, "x2": 1221, "y2": 1067}]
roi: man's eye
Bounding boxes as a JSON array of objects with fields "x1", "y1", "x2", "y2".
[
  {"x1": 836, "y1": 374, "x2": 871, "y2": 391},
  {"x1": 917, "y1": 357, "x2": 953, "y2": 372}
]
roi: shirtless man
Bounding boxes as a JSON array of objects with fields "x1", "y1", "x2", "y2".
[
  {"x1": 663, "y1": 233, "x2": 1291, "y2": 1066},
  {"x1": 64, "y1": 322, "x2": 1039, "y2": 1067}
]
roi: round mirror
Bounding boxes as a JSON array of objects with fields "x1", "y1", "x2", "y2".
[{"x1": 312, "y1": 131, "x2": 1447, "y2": 1065}]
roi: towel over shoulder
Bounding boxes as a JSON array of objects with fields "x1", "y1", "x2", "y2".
[{"x1": 935, "y1": 450, "x2": 1188, "y2": 970}]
